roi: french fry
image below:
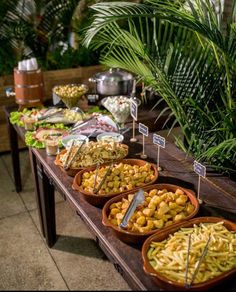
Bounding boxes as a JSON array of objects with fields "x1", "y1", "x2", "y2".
[{"x1": 147, "y1": 222, "x2": 236, "y2": 285}]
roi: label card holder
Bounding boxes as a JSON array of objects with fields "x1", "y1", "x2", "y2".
[
  {"x1": 193, "y1": 160, "x2": 206, "y2": 204},
  {"x1": 130, "y1": 100, "x2": 138, "y2": 142},
  {"x1": 153, "y1": 134, "x2": 165, "y2": 171},
  {"x1": 139, "y1": 123, "x2": 149, "y2": 159}
]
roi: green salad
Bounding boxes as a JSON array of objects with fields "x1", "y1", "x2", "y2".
[
  {"x1": 9, "y1": 108, "x2": 46, "y2": 127},
  {"x1": 10, "y1": 108, "x2": 70, "y2": 148},
  {"x1": 10, "y1": 106, "x2": 111, "y2": 149},
  {"x1": 25, "y1": 124, "x2": 69, "y2": 148}
]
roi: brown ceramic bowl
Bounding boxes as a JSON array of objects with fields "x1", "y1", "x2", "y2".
[
  {"x1": 72, "y1": 159, "x2": 158, "y2": 207},
  {"x1": 142, "y1": 216, "x2": 236, "y2": 291},
  {"x1": 102, "y1": 183, "x2": 199, "y2": 245},
  {"x1": 54, "y1": 149, "x2": 82, "y2": 176},
  {"x1": 54, "y1": 143, "x2": 129, "y2": 177}
]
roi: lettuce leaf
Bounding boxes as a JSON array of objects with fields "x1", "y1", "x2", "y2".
[
  {"x1": 24, "y1": 123, "x2": 69, "y2": 148},
  {"x1": 9, "y1": 109, "x2": 30, "y2": 127},
  {"x1": 25, "y1": 131, "x2": 45, "y2": 148}
]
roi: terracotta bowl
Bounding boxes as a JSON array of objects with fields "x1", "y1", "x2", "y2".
[
  {"x1": 54, "y1": 149, "x2": 82, "y2": 176},
  {"x1": 102, "y1": 183, "x2": 199, "y2": 245},
  {"x1": 72, "y1": 159, "x2": 158, "y2": 207},
  {"x1": 54, "y1": 143, "x2": 129, "y2": 177},
  {"x1": 142, "y1": 216, "x2": 236, "y2": 291}
]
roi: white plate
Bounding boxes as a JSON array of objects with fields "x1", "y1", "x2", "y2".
[
  {"x1": 96, "y1": 132, "x2": 124, "y2": 143},
  {"x1": 61, "y1": 134, "x2": 89, "y2": 148}
]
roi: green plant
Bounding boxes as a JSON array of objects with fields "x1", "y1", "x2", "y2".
[
  {"x1": 0, "y1": 0, "x2": 79, "y2": 58},
  {"x1": 0, "y1": 0, "x2": 101, "y2": 74},
  {"x1": 83, "y1": 0, "x2": 236, "y2": 177},
  {"x1": 0, "y1": 42, "x2": 17, "y2": 76},
  {"x1": 44, "y1": 45, "x2": 100, "y2": 70}
]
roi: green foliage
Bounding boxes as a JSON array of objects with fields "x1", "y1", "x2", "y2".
[
  {"x1": 0, "y1": 0, "x2": 102, "y2": 75},
  {"x1": 43, "y1": 45, "x2": 100, "y2": 70},
  {"x1": 0, "y1": 41, "x2": 18, "y2": 76},
  {"x1": 84, "y1": 0, "x2": 236, "y2": 176}
]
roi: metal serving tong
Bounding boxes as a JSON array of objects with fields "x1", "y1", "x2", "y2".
[
  {"x1": 69, "y1": 117, "x2": 97, "y2": 134},
  {"x1": 93, "y1": 163, "x2": 100, "y2": 192},
  {"x1": 62, "y1": 139, "x2": 75, "y2": 169},
  {"x1": 185, "y1": 235, "x2": 211, "y2": 288},
  {"x1": 37, "y1": 108, "x2": 63, "y2": 121},
  {"x1": 185, "y1": 233, "x2": 192, "y2": 288},
  {"x1": 93, "y1": 161, "x2": 113, "y2": 194},
  {"x1": 64, "y1": 129, "x2": 98, "y2": 170},
  {"x1": 119, "y1": 189, "x2": 145, "y2": 229}
]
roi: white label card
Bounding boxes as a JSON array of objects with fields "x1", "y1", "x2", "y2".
[
  {"x1": 153, "y1": 133, "x2": 165, "y2": 148},
  {"x1": 130, "y1": 100, "x2": 138, "y2": 121},
  {"x1": 194, "y1": 160, "x2": 206, "y2": 177},
  {"x1": 138, "y1": 123, "x2": 149, "y2": 137}
]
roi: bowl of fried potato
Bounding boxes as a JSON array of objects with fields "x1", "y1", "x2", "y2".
[
  {"x1": 54, "y1": 140, "x2": 129, "y2": 176},
  {"x1": 102, "y1": 183, "x2": 199, "y2": 245},
  {"x1": 72, "y1": 159, "x2": 158, "y2": 207},
  {"x1": 142, "y1": 216, "x2": 236, "y2": 290}
]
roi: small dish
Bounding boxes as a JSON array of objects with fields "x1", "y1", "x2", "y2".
[
  {"x1": 102, "y1": 183, "x2": 199, "y2": 245},
  {"x1": 142, "y1": 216, "x2": 236, "y2": 291},
  {"x1": 96, "y1": 132, "x2": 124, "y2": 143},
  {"x1": 61, "y1": 134, "x2": 89, "y2": 148},
  {"x1": 23, "y1": 116, "x2": 37, "y2": 131},
  {"x1": 45, "y1": 137, "x2": 60, "y2": 156},
  {"x1": 72, "y1": 159, "x2": 158, "y2": 207}
]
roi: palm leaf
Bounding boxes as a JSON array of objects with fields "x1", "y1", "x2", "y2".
[
  {"x1": 0, "y1": 0, "x2": 80, "y2": 59},
  {"x1": 83, "y1": 0, "x2": 236, "y2": 175}
]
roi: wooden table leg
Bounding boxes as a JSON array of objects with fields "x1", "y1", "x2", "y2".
[
  {"x1": 5, "y1": 115, "x2": 22, "y2": 192},
  {"x1": 29, "y1": 149, "x2": 45, "y2": 237},
  {"x1": 34, "y1": 153, "x2": 57, "y2": 247}
]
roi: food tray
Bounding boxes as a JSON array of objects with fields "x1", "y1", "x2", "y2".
[
  {"x1": 102, "y1": 184, "x2": 199, "y2": 245},
  {"x1": 142, "y1": 216, "x2": 236, "y2": 291},
  {"x1": 72, "y1": 159, "x2": 158, "y2": 207},
  {"x1": 73, "y1": 114, "x2": 119, "y2": 136},
  {"x1": 54, "y1": 143, "x2": 129, "y2": 177}
]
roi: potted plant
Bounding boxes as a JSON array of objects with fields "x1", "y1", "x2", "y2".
[{"x1": 83, "y1": 0, "x2": 236, "y2": 178}]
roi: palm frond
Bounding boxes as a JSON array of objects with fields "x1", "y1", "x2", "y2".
[
  {"x1": 83, "y1": 2, "x2": 154, "y2": 47},
  {"x1": 83, "y1": 0, "x2": 236, "y2": 175},
  {"x1": 0, "y1": 0, "x2": 80, "y2": 59}
]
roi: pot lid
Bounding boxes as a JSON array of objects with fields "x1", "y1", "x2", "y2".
[{"x1": 94, "y1": 68, "x2": 133, "y2": 81}]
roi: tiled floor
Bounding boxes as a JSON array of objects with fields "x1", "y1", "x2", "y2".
[{"x1": 0, "y1": 151, "x2": 131, "y2": 291}]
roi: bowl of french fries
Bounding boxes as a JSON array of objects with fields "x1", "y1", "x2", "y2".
[
  {"x1": 102, "y1": 184, "x2": 199, "y2": 245},
  {"x1": 72, "y1": 159, "x2": 158, "y2": 207},
  {"x1": 142, "y1": 216, "x2": 236, "y2": 290}
]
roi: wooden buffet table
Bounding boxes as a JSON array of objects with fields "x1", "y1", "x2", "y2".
[{"x1": 4, "y1": 105, "x2": 236, "y2": 291}]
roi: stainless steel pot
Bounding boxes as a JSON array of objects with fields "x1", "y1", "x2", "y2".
[{"x1": 89, "y1": 68, "x2": 134, "y2": 96}]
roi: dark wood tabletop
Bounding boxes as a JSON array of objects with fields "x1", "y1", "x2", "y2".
[{"x1": 4, "y1": 105, "x2": 236, "y2": 291}]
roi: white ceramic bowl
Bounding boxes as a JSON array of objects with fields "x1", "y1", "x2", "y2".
[
  {"x1": 61, "y1": 134, "x2": 89, "y2": 148},
  {"x1": 96, "y1": 132, "x2": 124, "y2": 143}
]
